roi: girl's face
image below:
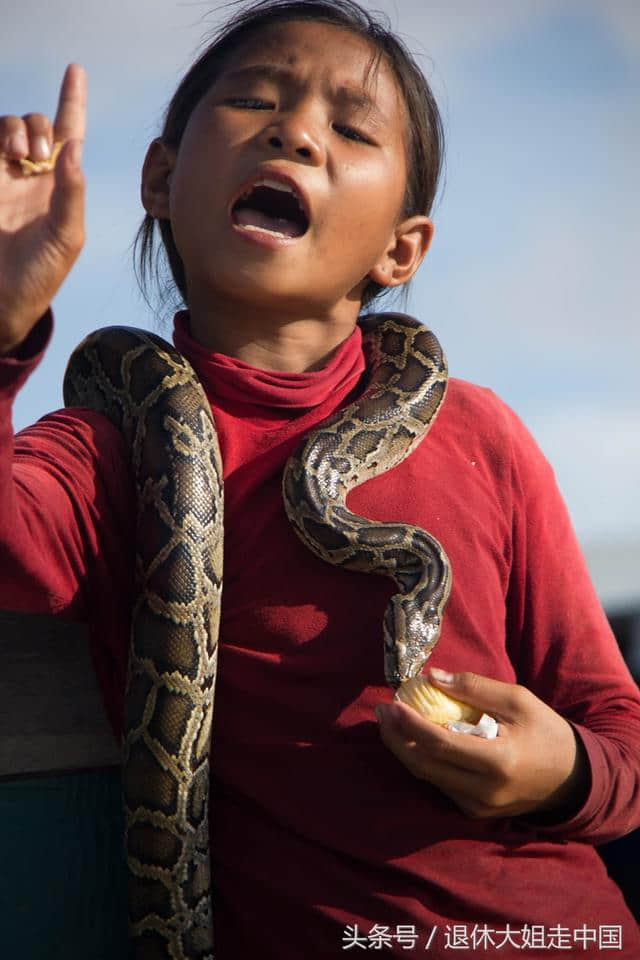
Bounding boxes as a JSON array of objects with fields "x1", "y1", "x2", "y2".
[{"x1": 156, "y1": 20, "x2": 429, "y2": 319}]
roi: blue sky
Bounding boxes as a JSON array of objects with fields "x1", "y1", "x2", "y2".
[{"x1": 3, "y1": 0, "x2": 639, "y2": 604}]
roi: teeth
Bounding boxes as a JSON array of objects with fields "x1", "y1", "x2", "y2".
[
  {"x1": 241, "y1": 177, "x2": 302, "y2": 207},
  {"x1": 239, "y1": 224, "x2": 290, "y2": 239},
  {"x1": 258, "y1": 178, "x2": 296, "y2": 194}
]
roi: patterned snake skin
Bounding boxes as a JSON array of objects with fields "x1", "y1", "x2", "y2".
[
  {"x1": 62, "y1": 312, "x2": 450, "y2": 958},
  {"x1": 283, "y1": 313, "x2": 451, "y2": 687}
]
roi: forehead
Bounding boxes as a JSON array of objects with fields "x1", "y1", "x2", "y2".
[{"x1": 216, "y1": 19, "x2": 405, "y2": 124}]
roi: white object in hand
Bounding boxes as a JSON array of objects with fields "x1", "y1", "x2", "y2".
[{"x1": 448, "y1": 713, "x2": 499, "y2": 739}]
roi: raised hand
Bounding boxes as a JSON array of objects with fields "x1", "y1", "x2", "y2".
[
  {"x1": 0, "y1": 64, "x2": 86, "y2": 353},
  {"x1": 376, "y1": 667, "x2": 589, "y2": 820}
]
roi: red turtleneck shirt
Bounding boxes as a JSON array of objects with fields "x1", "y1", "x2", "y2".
[{"x1": 1, "y1": 311, "x2": 639, "y2": 959}]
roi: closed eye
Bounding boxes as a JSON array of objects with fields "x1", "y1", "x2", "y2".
[
  {"x1": 332, "y1": 123, "x2": 371, "y2": 144},
  {"x1": 224, "y1": 98, "x2": 274, "y2": 109},
  {"x1": 223, "y1": 99, "x2": 372, "y2": 144}
]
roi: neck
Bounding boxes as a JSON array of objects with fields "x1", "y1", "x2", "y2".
[{"x1": 186, "y1": 292, "x2": 362, "y2": 373}]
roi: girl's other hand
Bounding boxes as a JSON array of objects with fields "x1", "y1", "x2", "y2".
[
  {"x1": 376, "y1": 668, "x2": 589, "y2": 820},
  {"x1": 0, "y1": 64, "x2": 86, "y2": 354}
]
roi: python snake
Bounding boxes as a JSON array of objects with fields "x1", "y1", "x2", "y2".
[{"x1": 63, "y1": 312, "x2": 450, "y2": 959}]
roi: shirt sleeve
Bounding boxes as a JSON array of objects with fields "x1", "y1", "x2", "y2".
[
  {"x1": 500, "y1": 396, "x2": 640, "y2": 844},
  {"x1": 0, "y1": 310, "x2": 135, "y2": 734}
]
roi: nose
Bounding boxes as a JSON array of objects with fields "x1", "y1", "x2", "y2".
[{"x1": 260, "y1": 108, "x2": 324, "y2": 165}]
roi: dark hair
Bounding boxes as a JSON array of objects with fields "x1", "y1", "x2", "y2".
[{"x1": 133, "y1": 0, "x2": 445, "y2": 319}]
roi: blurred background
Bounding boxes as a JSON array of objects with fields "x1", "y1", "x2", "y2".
[{"x1": 2, "y1": 0, "x2": 639, "y2": 656}]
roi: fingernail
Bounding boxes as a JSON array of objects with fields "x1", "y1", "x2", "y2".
[
  {"x1": 374, "y1": 705, "x2": 385, "y2": 724},
  {"x1": 8, "y1": 131, "x2": 28, "y2": 156},
  {"x1": 33, "y1": 136, "x2": 51, "y2": 161},
  {"x1": 430, "y1": 667, "x2": 455, "y2": 685}
]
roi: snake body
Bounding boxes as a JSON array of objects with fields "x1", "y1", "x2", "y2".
[
  {"x1": 63, "y1": 312, "x2": 450, "y2": 958},
  {"x1": 283, "y1": 313, "x2": 451, "y2": 686},
  {"x1": 64, "y1": 328, "x2": 223, "y2": 958}
]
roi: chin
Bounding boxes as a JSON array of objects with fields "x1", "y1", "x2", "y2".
[{"x1": 211, "y1": 270, "x2": 320, "y2": 312}]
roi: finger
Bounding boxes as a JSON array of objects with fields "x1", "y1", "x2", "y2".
[
  {"x1": 377, "y1": 703, "x2": 517, "y2": 816},
  {"x1": 428, "y1": 667, "x2": 528, "y2": 722},
  {"x1": 377, "y1": 701, "x2": 501, "y2": 774},
  {"x1": 23, "y1": 113, "x2": 54, "y2": 162},
  {"x1": 377, "y1": 708, "x2": 498, "y2": 808},
  {"x1": 53, "y1": 64, "x2": 86, "y2": 144},
  {"x1": 48, "y1": 139, "x2": 85, "y2": 256},
  {"x1": 381, "y1": 725, "x2": 478, "y2": 790},
  {"x1": 0, "y1": 116, "x2": 30, "y2": 159}
]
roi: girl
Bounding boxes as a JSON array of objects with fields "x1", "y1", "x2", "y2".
[{"x1": 1, "y1": 1, "x2": 639, "y2": 957}]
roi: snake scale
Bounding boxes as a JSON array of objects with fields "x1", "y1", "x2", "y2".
[{"x1": 63, "y1": 311, "x2": 451, "y2": 959}]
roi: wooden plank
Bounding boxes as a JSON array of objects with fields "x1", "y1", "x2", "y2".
[{"x1": 0, "y1": 610, "x2": 121, "y2": 777}]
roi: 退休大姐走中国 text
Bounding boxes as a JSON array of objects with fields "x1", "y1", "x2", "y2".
[{"x1": 341, "y1": 922, "x2": 624, "y2": 951}]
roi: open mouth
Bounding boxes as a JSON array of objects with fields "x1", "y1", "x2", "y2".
[{"x1": 231, "y1": 178, "x2": 309, "y2": 239}]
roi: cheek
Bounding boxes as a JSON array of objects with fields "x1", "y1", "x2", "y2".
[
  {"x1": 336, "y1": 160, "x2": 404, "y2": 234},
  {"x1": 323, "y1": 195, "x2": 398, "y2": 275},
  {"x1": 167, "y1": 178, "x2": 195, "y2": 259},
  {"x1": 168, "y1": 157, "x2": 217, "y2": 253}
]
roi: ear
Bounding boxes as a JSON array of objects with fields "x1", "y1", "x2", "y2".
[
  {"x1": 141, "y1": 138, "x2": 177, "y2": 219},
  {"x1": 368, "y1": 215, "x2": 434, "y2": 288}
]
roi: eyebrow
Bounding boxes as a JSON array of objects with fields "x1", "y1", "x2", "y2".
[{"x1": 219, "y1": 63, "x2": 388, "y2": 127}]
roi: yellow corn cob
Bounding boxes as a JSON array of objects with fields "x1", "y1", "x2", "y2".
[{"x1": 395, "y1": 676, "x2": 482, "y2": 726}]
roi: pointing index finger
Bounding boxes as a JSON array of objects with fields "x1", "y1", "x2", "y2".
[{"x1": 53, "y1": 64, "x2": 86, "y2": 144}]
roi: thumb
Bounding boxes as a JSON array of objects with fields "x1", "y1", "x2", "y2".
[
  {"x1": 48, "y1": 138, "x2": 85, "y2": 255},
  {"x1": 428, "y1": 667, "x2": 525, "y2": 721}
]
